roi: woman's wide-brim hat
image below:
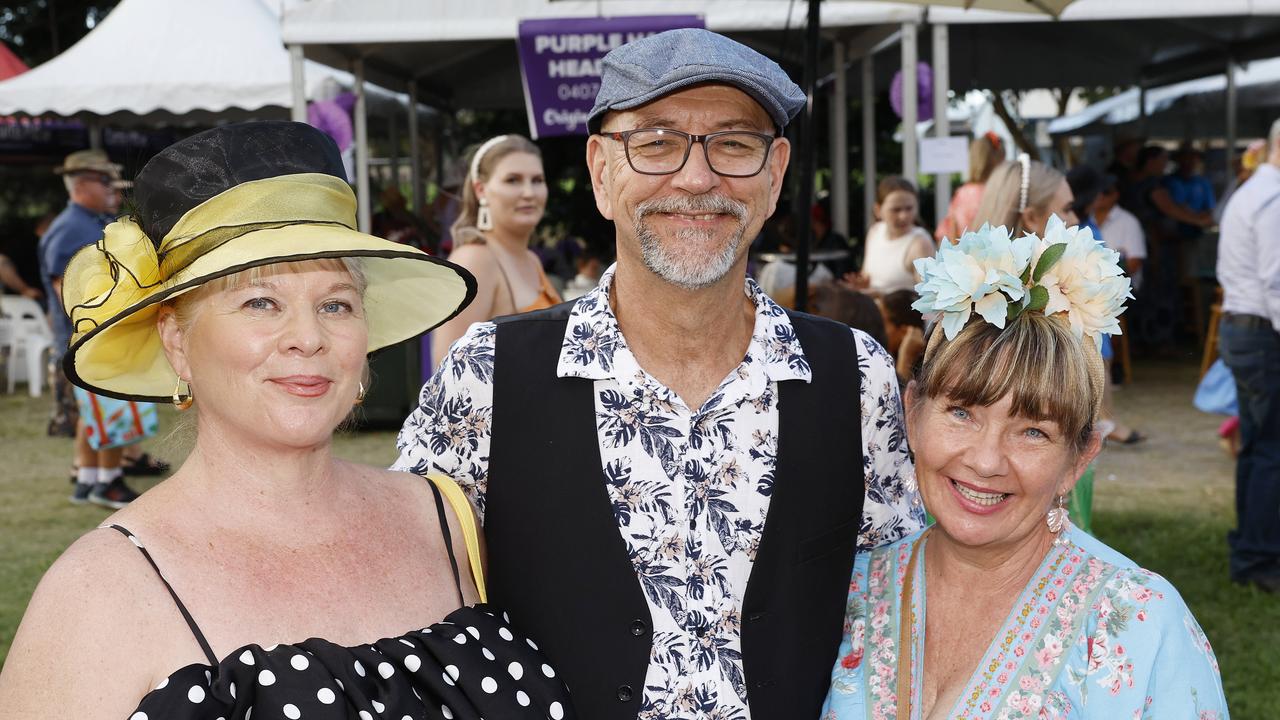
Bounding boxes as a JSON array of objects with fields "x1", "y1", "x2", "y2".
[{"x1": 62, "y1": 121, "x2": 476, "y2": 402}]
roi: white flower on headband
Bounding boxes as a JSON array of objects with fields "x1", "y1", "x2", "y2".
[
  {"x1": 1036, "y1": 215, "x2": 1132, "y2": 348},
  {"x1": 913, "y1": 215, "x2": 1132, "y2": 346}
]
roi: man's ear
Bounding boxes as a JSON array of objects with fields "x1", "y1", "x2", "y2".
[
  {"x1": 765, "y1": 137, "x2": 791, "y2": 218},
  {"x1": 585, "y1": 134, "x2": 615, "y2": 221}
]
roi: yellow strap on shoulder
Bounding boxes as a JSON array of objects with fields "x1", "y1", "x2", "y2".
[{"x1": 426, "y1": 474, "x2": 487, "y2": 603}]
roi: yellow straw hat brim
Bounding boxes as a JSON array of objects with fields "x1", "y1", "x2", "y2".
[{"x1": 65, "y1": 223, "x2": 475, "y2": 402}]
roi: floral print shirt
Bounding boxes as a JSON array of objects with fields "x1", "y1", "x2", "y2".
[
  {"x1": 394, "y1": 265, "x2": 925, "y2": 719},
  {"x1": 822, "y1": 526, "x2": 1229, "y2": 720}
]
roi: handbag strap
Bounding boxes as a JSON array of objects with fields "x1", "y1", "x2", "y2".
[
  {"x1": 896, "y1": 529, "x2": 930, "y2": 720},
  {"x1": 426, "y1": 473, "x2": 488, "y2": 603}
]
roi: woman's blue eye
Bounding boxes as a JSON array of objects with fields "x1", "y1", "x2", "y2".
[
  {"x1": 1025, "y1": 427, "x2": 1049, "y2": 439},
  {"x1": 948, "y1": 406, "x2": 969, "y2": 420},
  {"x1": 322, "y1": 300, "x2": 352, "y2": 314},
  {"x1": 244, "y1": 297, "x2": 276, "y2": 311}
]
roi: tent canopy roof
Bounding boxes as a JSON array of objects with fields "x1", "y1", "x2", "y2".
[
  {"x1": 0, "y1": 0, "x2": 418, "y2": 125},
  {"x1": 283, "y1": 0, "x2": 1280, "y2": 111}
]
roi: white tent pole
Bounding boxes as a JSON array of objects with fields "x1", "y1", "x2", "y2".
[
  {"x1": 409, "y1": 83, "x2": 424, "y2": 216},
  {"x1": 354, "y1": 56, "x2": 371, "y2": 233},
  {"x1": 901, "y1": 22, "x2": 918, "y2": 181},
  {"x1": 831, "y1": 38, "x2": 849, "y2": 239},
  {"x1": 1225, "y1": 60, "x2": 1237, "y2": 181},
  {"x1": 862, "y1": 53, "x2": 876, "y2": 232},
  {"x1": 1138, "y1": 82, "x2": 1147, "y2": 136},
  {"x1": 932, "y1": 23, "x2": 951, "y2": 228},
  {"x1": 88, "y1": 123, "x2": 103, "y2": 150},
  {"x1": 289, "y1": 44, "x2": 307, "y2": 123}
]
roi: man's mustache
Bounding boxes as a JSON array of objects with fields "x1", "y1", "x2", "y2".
[{"x1": 636, "y1": 195, "x2": 748, "y2": 222}]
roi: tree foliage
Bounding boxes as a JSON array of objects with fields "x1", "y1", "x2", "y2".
[{"x1": 0, "y1": 0, "x2": 119, "y2": 68}]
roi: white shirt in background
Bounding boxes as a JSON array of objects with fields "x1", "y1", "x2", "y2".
[
  {"x1": 1099, "y1": 204, "x2": 1147, "y2": 291},
  {"x1": 1217, "y1": 163, "x2": 1280, "y2": 331}
]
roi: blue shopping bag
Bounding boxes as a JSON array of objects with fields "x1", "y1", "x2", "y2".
[{"x1": 1193, "y1": 358, "x2": 1238, "y2": 416}]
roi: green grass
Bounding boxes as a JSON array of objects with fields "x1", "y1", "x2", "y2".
[{"x1": 1, "y1": 360, "x2": 1276, "y2": 716}]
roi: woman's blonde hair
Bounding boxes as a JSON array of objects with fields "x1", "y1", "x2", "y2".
[
  {"x1": 972, "y1": 159, "x2": 1063, "y2": 235},
  {"x1": 912, "y1": 313, "x2": 1096, "y2": 454},
  {"x1": 450, "y1": 134, "x2": 541, "y2": 246}
]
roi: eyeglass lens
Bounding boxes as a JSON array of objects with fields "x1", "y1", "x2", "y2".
[{"x1": 624, "y1": 129, "x2": 770, "y2": 177}]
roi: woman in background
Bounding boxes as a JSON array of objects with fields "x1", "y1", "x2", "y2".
[
  {"x1": 849, "y1": 177, "x2": 935, "y2": 296},
  {"x1": 431, "y1": 134, "x2": 559, "y2": 366},
  {"x1": 935, "y1": 132, "x2": 1003, "y2": 243}
]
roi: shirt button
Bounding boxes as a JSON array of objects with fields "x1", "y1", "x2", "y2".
[
  {"x1": 629, "y1": 619, "x2": 647, "y2": 637},
  {"x1": 617, "y1": 684, "x2": 634, "y2": 702}
]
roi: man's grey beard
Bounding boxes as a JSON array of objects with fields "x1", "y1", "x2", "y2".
[{"x1": 633, "y1": 194, "x2": 749, "y2": 290}]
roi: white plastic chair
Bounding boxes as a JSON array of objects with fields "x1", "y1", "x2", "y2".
[{"x1": 1, "y1": 295, "x2": 55, "y2": 397}]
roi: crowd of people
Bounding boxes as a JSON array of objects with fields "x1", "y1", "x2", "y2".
[{"x1": 1, "y1": 25, "x2": 1260, "y2": 720}]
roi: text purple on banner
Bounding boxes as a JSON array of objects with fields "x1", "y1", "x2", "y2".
[{"x1": 516, "y1": 15, "x2": 704, "y2": 139}]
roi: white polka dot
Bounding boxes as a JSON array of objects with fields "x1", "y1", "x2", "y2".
[
  {"x1": 398, "y1": 638, "x2": 414, "y2": 647},
  {"x1": 130, "y1": 713, "x2": 148, "y2": 720},
  {"x1": 498, "y1": 627, "x2": 514, "y2": 641},
  {"x1": 482, "y1": 647, "x2": 495, "y2": 661},
  {"x1": 442, "y1": 707, "x2": 454, "y2": 720},
  {"x1": 442, "y1": 671, "x2": 455, "y2": 686},
  {"x1": 446, "y1": 664, "x2": 461, "y2": 681},
  {"x1": 516, "y1": 690, "x2": 530, "y2": 707},
  {"x1": 550, "y1": 701, "x2": 565, "y2": 719},
  {"x1": 317, "y1": 688, "x2": 335, "y2": 704},
  {"x1": 403, "y1": 716, "x2": 415, "y2": 720},
  {"x1": 502, "y1": 611, "x2": 510, "y2": 622},
  {"x1": 290, "y1": 654, "x2": 309, "y2": 671},
  {"x1": 453, "y1": 634, "x2": 467, "y2": 645},
  {"x1": 230, "y1": 683, "x2": 237, "y2": 699},
  {"x1": 378, "y1": 662, "x2": 394, "y2": 679},
  {"x1": 245, "y1": 708, "x2": 253, "y2": 720},
  {"x1": 188, "y1": 685, "x2": 205, "y2": 703},
  {"x1": 265, "y1": 644, "x2": 279, "y2": 652},
  {"x1": 335, "y1": 678, "x2": 344, "y2": 690},
  {"x1": 359, "y1": 712, "x2": 372, "y2": 720},
  {"x1": 154, "y1": 677, "x2": 169, "y2": 690},
  {"x1": 372, "y1": 700, "x2": 385, "y2": 713},
  {"x1": 481, "y1": 676, "x2": 498, "y2": 693},
  {"x1": 507, "y1": 661, "x2": 524, "y2": 680},
  {"x1": 258, "y1": 669, "x2": 276, "y2": 686},
  {"x1": 404, "y1": 654, "x2": 421, "y2": 672},
  {"x1": 204, "y1": 670, "x2": 212, "y2": 684},
  {"x1": 466, "y1": 626, "x2": 481, "y2": 639},
  {"x1": 354, "y1": 660, "x2": 366, "y2": 677},
  {"x1": 283, "y1": 704, "x2": 301, "y2": 720},
  {"x1": 542, "y1": 663, "x2": 555, "y2": 678},
  {"x1": 239, "y1": 650, "x2": 255, "y2": 665},
  {"x1": 527, "y1": 638, "x2": 539, "y2": 650}
]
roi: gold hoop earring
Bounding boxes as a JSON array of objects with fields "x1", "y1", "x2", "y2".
[
  {"x1": 172, "y1": 379, "x2": 194, "y2": 411},
  {"x1": 354, "y1": 381, "x2": 366, "y2": 406},
  {"x1": 476, "y1": 198, "x2": 493, "y2": 231}
]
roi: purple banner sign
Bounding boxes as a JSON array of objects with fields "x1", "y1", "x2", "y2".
[{"x1": 516, "y1": 15, "x2": 704, "y2": 139}]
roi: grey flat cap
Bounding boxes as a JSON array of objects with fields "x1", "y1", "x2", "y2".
[{"x1": 587, "y1": 28, "x2": 805, "y2": 134}]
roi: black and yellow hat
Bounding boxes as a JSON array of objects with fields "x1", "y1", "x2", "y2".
[{"x1": 62, "y1": 121, "x2": 475, "y2": 402}]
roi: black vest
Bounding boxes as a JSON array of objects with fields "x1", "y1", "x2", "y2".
[{"x1": 487, "y1": 302, "x2": 864, "y2": 719}]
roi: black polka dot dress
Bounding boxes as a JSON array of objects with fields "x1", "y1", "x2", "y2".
[{"x1": 112, "y1": 518, "x2": 573, "y2": 720}]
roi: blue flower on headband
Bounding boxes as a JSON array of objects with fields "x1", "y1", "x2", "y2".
[{"x1": 912, "y1": 223, "x2": 1037, "y2": 340}]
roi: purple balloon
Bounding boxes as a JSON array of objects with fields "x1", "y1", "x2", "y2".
[
  {"x1": 890, "y1": 62, "x2": 934, "y2": 122},
  {"x1": 307, "y1": 99, "x2": 354, "y2": 152}
]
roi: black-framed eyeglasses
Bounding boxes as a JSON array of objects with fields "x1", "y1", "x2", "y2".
[
  {"x1": 603, "y1": 128, "x2": 776, "y2": 178},
  {"x1": 74, "y1": 172, "x2": 115, "y2": 186}
]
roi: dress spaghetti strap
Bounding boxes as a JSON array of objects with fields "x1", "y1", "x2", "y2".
[
  {"x1": 426, "y1": 480, "x2": 466, "y2": 606},
  {"x1": 107, "y1": 524, "x2": 220, "y2": 667}
]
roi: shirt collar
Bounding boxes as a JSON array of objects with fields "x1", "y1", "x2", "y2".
[{"x1": 556, "y1": 263, "x2": 812, "y2": 388}]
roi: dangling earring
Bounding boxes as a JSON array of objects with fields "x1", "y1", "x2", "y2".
[
  {"x1": 354, "y1": 381, "x2": 366, "y2": 406},
  {"x1": 476, "y1": 197, "x2": 493, "y2": 232},
  {"x1": 172, "y1": 379, "x2": 194, "y2": 411},
  {"x1": 1047, "y1": 492, "x2": 1070, "y2": 545}
]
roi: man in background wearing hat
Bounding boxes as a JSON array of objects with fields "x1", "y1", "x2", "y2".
[
  {"x1": 395, "y1": 29, "x2": 923, "y2": 718},
  {"x1": 39, "y1": 149, "x2": 141, "y2": 508}
]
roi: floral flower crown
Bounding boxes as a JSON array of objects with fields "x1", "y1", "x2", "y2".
[{"x1": 912, "y1": 215, "x2": 1133, "y2": 349}]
